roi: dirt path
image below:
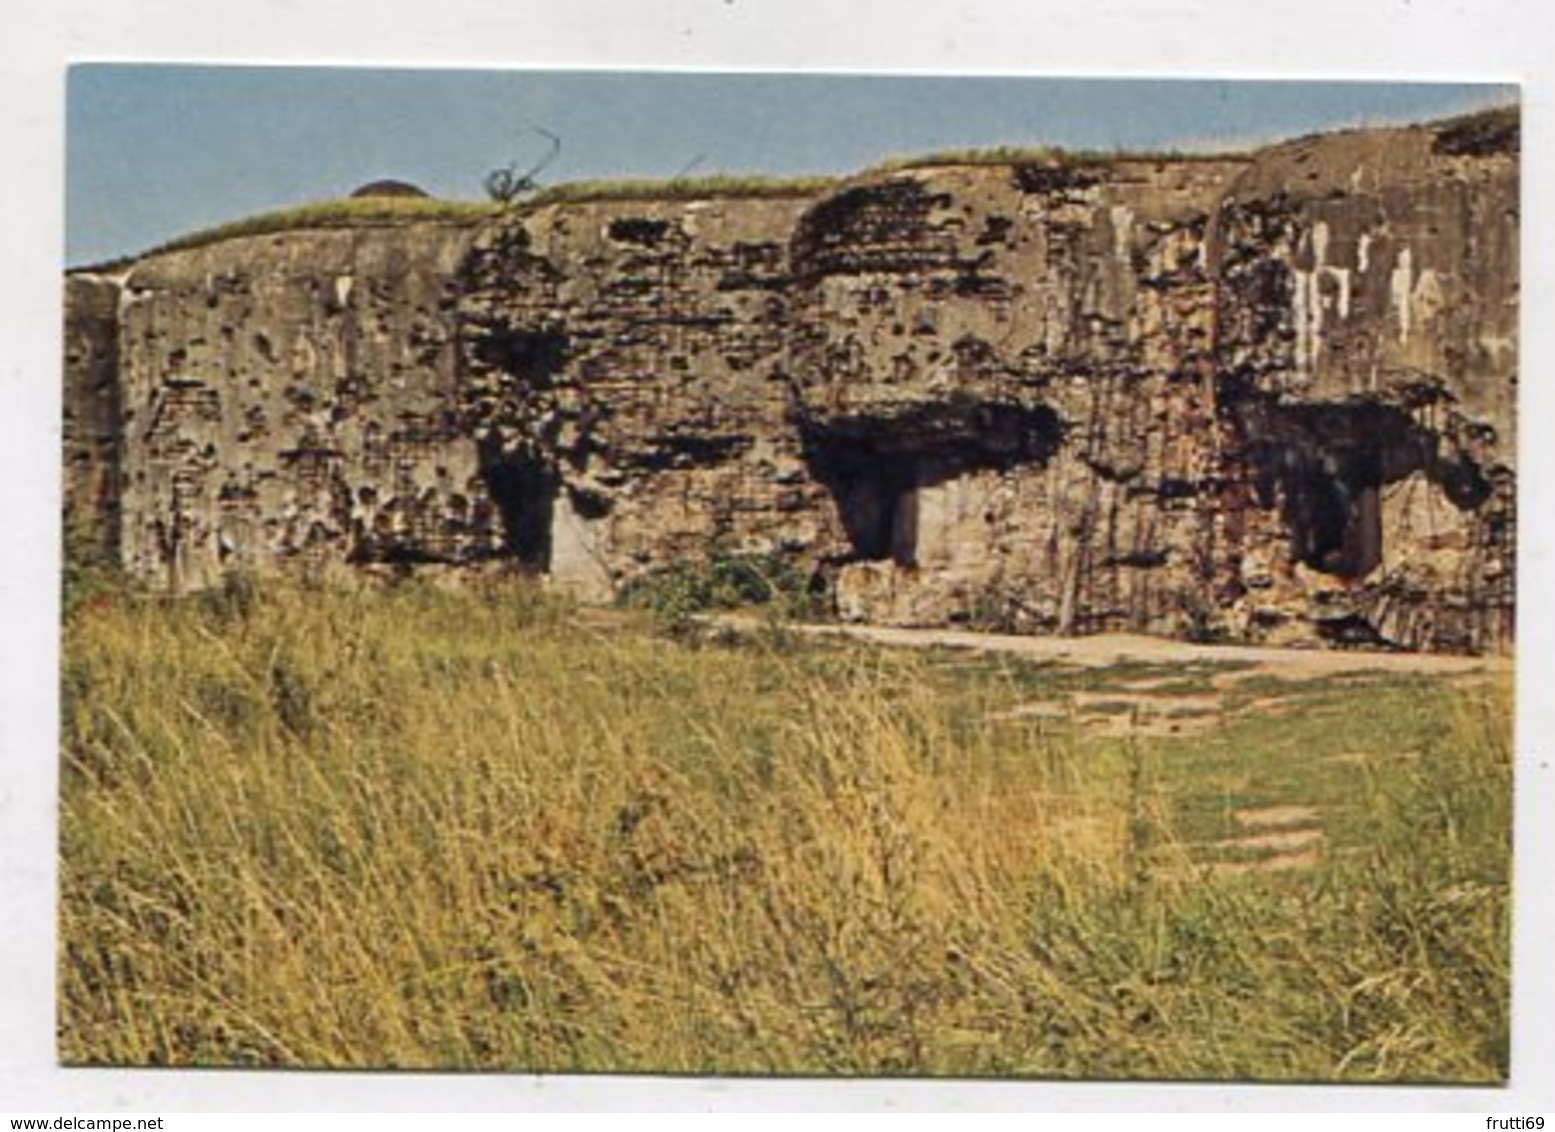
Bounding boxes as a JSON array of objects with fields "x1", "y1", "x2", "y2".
[
  {"x1": 709, "y1": 614, "x2": 1509, "y2": 876},
  {"x1": 714, "y1": 615, "x2": 1509, "y2": 682},
  {"x1": 709, "y1": 613, "x2": 1510, "y2": 743}
]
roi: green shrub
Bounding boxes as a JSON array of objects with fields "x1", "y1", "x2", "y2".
[
  {"x1": 61, "y1": 512, "x2": 128, "y2": 621},
  {"x1": 618, "y1": 552, "x2": 824, "y2": 633}
]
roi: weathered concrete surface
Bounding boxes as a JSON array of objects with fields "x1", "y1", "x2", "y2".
[
  {"x1": 1212, "y1": 111, "x2": 1518, "y2": 652},
  {"x1": 458, "y1": 193, "x2": 837, "y2": 599},
  {"x1": 66, "y1": 107, "x2": 1518, "y2": 653},
  {"x1": 786, "y1": 158, "x2": 1247, "y2": 639},
  {"x1": 114, "y1": 221, "x2": 494, "y2": 591},
  {"x1": 63, "y1": 272, "x2": 124, "y2": 564}
]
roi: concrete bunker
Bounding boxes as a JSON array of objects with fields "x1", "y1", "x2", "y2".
[
  {"x1": 69, "y1": 109, "x2": 1515, "y2": 655},
  {"x1": 802, "y1": 399, "x2": 1064, "y2": 568},
  {"x1": 1281, "y1": 458, "x2": 1384, "y2": 580},
  {"x1": 1237, "y1": 395, "x2": 1491, "y2": 583},
  {"x1": 478, "y1": 443, "x2": 560, "y2": 572}
]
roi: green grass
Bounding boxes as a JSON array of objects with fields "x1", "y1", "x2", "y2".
[
  {"x1": 525, "y1": 173, "x2": 835, "y2": 207},
  {"x1": 94, "y1": 175, "x2": 831, "y2": 268},
  {"x1": 1162, "y1": 673, "x2": 1506, "y2": 851},
  {"x1": 868, "y1": 144, "x2": 1087, "y2": 172},
  {"x1": 134, "y1": 196, "x2": 502, "y2": 261},
  {"x1": 58, "y1": 577, "x2": 1511, "y2": 1079},
  {"x1": 83, "y1": 145, "x2": 1252, "y2": 271},
  {"x1": 865, "y1": 144, "x2": 1251, "y2": 175}
]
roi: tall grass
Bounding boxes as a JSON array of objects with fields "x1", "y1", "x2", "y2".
[{"x1": 58, "y1": 579, "x2": 1510, "y2": 1079}]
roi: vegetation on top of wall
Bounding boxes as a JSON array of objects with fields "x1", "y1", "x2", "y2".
[
  {"x1": 1431, "y1": 105, "x2": 1520, "y2": 157},
  {"x1": 66, "y1": 256, "x2": 139, "y2": 277},
  {"x1": 131, "y1": 196, "x2": 502, "y2": 262},
  {"x1": 71, "y1": 106, "x2": 1513, "y2": 273},
  {"x1": 81, "y1": 176, "x2": 833, "y2": 270},
  {"x1": 868, "y1": 144, "x2": 1086, "y2": 172},
  {"x1": 524, "y1": 173, "x2": 836, "y2": 207},
  {"x1": 864, "y1": 144, "x2": 1245, "y2": 175},
  {"x1": 859, "y1": 110, "x2": 1512, "y2": 177}
]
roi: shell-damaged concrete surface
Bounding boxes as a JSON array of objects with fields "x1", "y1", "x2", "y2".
[
  {"x1": 64, "y1": 107, "x2": 1518, "y2": 654},
  {"x1": 69, "y1": 221, "x2": 495, "y2": 594}
]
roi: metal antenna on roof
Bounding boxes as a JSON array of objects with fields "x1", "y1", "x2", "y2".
[
  {"x1": 484, "y1": 124, "x2": 563, "y2": 205},
  {"x1": 672, "y1": 154, "x2": 707, "y2": 180}
]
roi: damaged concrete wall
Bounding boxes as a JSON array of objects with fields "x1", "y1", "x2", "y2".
[
  {"x1": 63, "y1": 272, "x2": 125, "y2": 565},
  {"x1": 787, "y1": 158, "x2": 1248, "y2": 637},
  {"x1": 1212, "y1": 111, "x2": 1518, "y2": 652},
  {"x1": 65, "y1": 107, "x2": 1518, "y2": 653},
  {"x1": 114, "y1": 221, "x2": 496, "y2": 592},
  {"x1": 457, "y1": 193, "x2": 837, "y2": 600}
]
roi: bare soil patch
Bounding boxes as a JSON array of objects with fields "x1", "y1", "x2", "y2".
[
  {"x1": 715, "y1": 618, "x2": 1505, "y2": 683},
  {"x1": 1222, "y1": 827, "x2": 1325, "y2": 854},
  {"x1": 1210, "y1": 848, "x2": 1326, "y2": 877},
  {"x1": 1233, "y1": 805, "x2": 1320, "y2": 830}
]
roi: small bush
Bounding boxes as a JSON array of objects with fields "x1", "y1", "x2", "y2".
[
  {"x1": 61, "y1": 513, "x2": 129, "y2": 622},
  {"x1": 618, "y1": 552, "x2": 824, "y2": 633},
  {"x1": 1182, "y1": 593, "x2": 1232, "y2": 645}
]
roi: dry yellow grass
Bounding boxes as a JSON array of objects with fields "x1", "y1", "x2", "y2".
[{"x1": 58, "y1": 577, "x2": 1511, "y2": 1079}]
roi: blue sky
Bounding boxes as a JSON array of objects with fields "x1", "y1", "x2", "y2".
[{"x1": 66, "y1": 65, "x2": 1516, "y2": 266}]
